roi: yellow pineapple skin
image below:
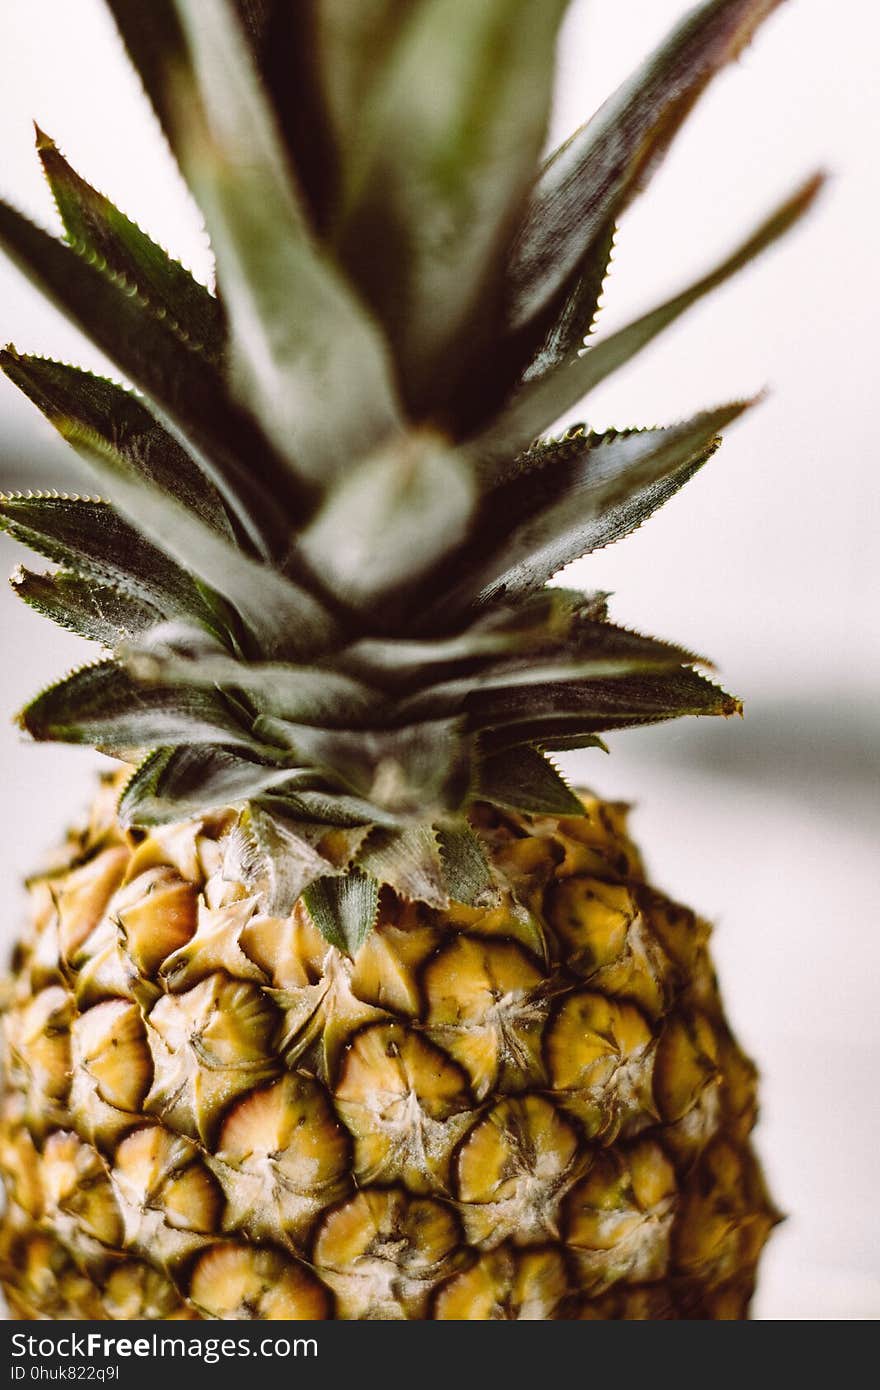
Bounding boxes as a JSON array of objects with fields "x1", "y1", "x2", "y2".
[{"x1": 0, "y1": 778, "x2": 777, "y2": 1320}]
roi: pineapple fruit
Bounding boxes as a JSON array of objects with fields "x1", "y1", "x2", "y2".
[{"x1": 0, "y1": 0, "x2": 817, "y2": 1321}]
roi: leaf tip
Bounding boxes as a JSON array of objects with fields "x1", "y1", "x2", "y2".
[
  {"x1": 32, "y1": 122, "x2": 55, "y2": 153},
  {"x1": 713, "y1": 392, "x2": 768, "y2": 434},
  {"x1": 800, "y1": 168, "x2": 830, "y2": 206},
  {"x1": 14, "y1": 702, "x2": 34, "y2": 736}
]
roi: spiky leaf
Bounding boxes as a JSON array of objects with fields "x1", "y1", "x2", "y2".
[
  {"x1": 124, "y1": 642, "x2": 382, "y2": 727},
  {"x1": 522, "y1": 219, "x2": 617, "y2": 382},
  {"x1": 119, "y1": 746, "x2": 322, "y2": 826},
  {"x1": 0, "y1": 351, "x2": 233, "y2": 538},
  {"x1": 340, "y1": 0, "x2": 568, "y2": 407},
  {"x1": 456, "y1": 406, "x2": 748, "y2": 610},
  {"x1": 0, "y1": 198, "x2": 286, "y2": 552},
  {"x1": 0, "y1": 494, "x2": 216, "y2": 628},
  {"x1": 340, "y1": 590, "x2": 580, "y2": 686},
  {"x1": 236, "y1": 802, "x2": 371, "y2": 916},
  {"x1": 35, "y1": 128, "x2": 223, "y2": 357},
  {"x1": 550, "y1": 173, "x2": 825, "y2": 400},
  {"x1": 19, "y1": 660, "x2": 270, "y2": 753},
  {"x1": 275, "y1": 788, "x2": 400, "y2": 830},
  {"x1": 436, "y1": 823, "x2": 500, "y2": 908},
  {"x1": 507, "y1": 0, "x2": 787, "y2": 335},
  {"x1": 400, "y1": 623, "x2": 705, "y2": 721},
  {"x1": 478, "y1": 746, "x2": 585, "y2": 815},
  {"x1": 477, "y1": 177, "x2": 823, "y2": 468},
  {"x1": 60, "y1": 427, "x2": 338, "y2": 661},
  {"x1": 303, "y1": 869, "x2": 380, "y2": 954},
  {"x1": 480, "y1": 669, "x2": 741, "y2": 750},
  {"x1": 171, "y1": 0, "x2": 402, "y2": 487},
  {"x1": 10, "y1": 567, "x2": 163, "y2": 647},
  {"x1": 254, "y1": 717, "x2": 472, "y2": 817},
  {"x1": 356, "y1": 824, "x2": 448, "y2": 908}
]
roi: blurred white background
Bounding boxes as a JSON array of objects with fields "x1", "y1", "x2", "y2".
[{"x1": 0, "y1": 0, "x2": 878, "y2": 1319}]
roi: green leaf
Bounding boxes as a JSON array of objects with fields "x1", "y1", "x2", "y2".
[
  {"x1": 555, "y1": 174, "x2": 824, "y2": 403},
  {"x1": 106, "y1": 0, "x2": 335, "y2": 224},
  {"x1": 477, "y1": 746, "x2": 584, "y2": 816},
  {"x1": 479, "y1": 669, "x2": 742, "y2": 749},
  {"x1": 222, "y1": 4, "x2": 332, "y2": 232},
  {"x1": 119, "y1": 746, "x2": 322, "y2": 826},
  {"x1": 310, "y1": 1, "x2": 419, "y2": 152},
  {"x1": 356, "y1": 825, "x2": 448, "y2": 908},
  {"x1": 35, "y1": 127, "x2": 223, "y2": 358},
  {"x1": 478, "y1": 422, "x2": 703, "y2": 575},
  {"x1": 457, "y1": 406, "x2": 747, "y2": 608},
  {"x1": 340, "y1": 0, "x2": 568, "y2": 407},
  {"x1": 300, "y1": 431, "x2": 475, "y2": 610},
  {"x1": 235, "y1": 803, "x2": 371, "y2": 916},
  {"x1": 521, "y1": 219, "x2": 617, "y2": 382},
  {"x1": 0, "y1": 351, "x2": 233, "y2": 538},
  {"x1": 0, "y1": 197, "x2": 287, "y2": 553},
  {"x1": 10, "y1": 567, "x2": 163, "y2": 647},
  {"x1": 565, "y1": 618, "x2": 705, "y2": 666},
  {"x1": 274, "y1": 788, "x2": 400, "y2": 830},
  {"x1": 269, "y1": 1, "x2": 418, "y2": 229},
  {"x1": 507, "y1": 0, "x2": 787, "y2": 335},
  {"x1": 339, "y1": 632, "x2": 519, "y2": 686},
  {"x1": 399, "y1": 623, "x2": 705, "y2": 722},
  {"x1": 253, "y1": 717, "x2": 473, "y2": 817},
  {"x1": 123, "y1": 641, "x2": 382, "y2": 727},
  {"x1": 531, "y1": 733, "x2": 608, "y2": 754},
  {"x1": 0, "y1": 494, "x2": 216, "y2": 626},
  {"x1": 436, "y1": 824, "x2": 500, "y2": 908},
  {"x1": 19, "y1": 660, "x2": 267, "y2": 752},
  {"x1": 340, "y1": 591, "x2": 579, "y2": 686},
  {"x1": 171, "y1": 0, "x2": 402, "y2": 487},
  {"x1": 117, "y1": 617, "x2": 228, "y2": 662},
  {"x1": 105, "y1": 2, "x2": 413, "y2": 233},
  {"x1": 63, "y1": 427, "x2": 338, "y2": 661},
  {"x1": 477, "y1": 177, "x2": 823, "y2": 468},
  {"x1": 303, "y1": 869, "x2": 380, "y2": 954}
]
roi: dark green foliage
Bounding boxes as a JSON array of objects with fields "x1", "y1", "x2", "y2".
[
  {"x1": 473, "y1": 177, "x2": 822, "y2": 469},
  {"x1": 507, "y1": 0, "x2": 788, "y2": 337},
  {"x1": 302, "y1": 870, "x2": 380, "y2": 954},
  {"x1": 0, "y1": 200, "x2": 290, "y2": 555},
  {"x1": 336, "y1": 0, "x2": 569, "y2": 412},
  {"x1": 0, "y1": 0, "x2": 817, "y2": 948},
  {"x1": 11, "y1": 568, "x2": 163, "y2": 647},
  {"x1": 0, "y1": 494, "x2": 217, "y2": 625},
  {"x1": 36, "y1": 128, "x2": 224, "y2": 359},
  {"x1": 436, "y1": 824, "x2": 500, "y2": 908},
  {"x1": 118, "y1": 747, "x2": 324, "y2": 826},
  {"x1": 18, "y1": 661, "x2": 265, "y2": 754},
  {"x1": 477, "y1": 746, "x2": 585, "y2": 816},
  {"x1": 432, "y1": 407, "x2": 748, "y2": 621},
  {"x1": 1, "y1": 352, "x2": 233, "y2": 537}
]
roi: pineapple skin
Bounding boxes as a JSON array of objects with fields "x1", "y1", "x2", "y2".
[{"x1": 0, "y1": 778, "x2": 777, "y2": 1320}]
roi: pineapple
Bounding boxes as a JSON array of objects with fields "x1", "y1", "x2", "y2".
[{"x1": 0, "y1": 0, "x2": 818, "y2": 1321}]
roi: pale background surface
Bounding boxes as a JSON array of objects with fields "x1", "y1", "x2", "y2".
[{"x1": 0, "y1": 0, "x2": 878, "y2": 1319}]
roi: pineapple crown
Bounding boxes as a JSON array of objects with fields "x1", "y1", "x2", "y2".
[{"x1": 0, "y1": 0, "x2": 819, "y2": 948}]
